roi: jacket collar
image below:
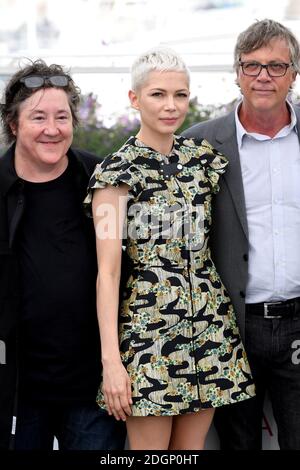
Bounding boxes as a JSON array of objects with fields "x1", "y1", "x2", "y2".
[
  {"x1": 294, "y1": 104, "x2": 300, "y2": 136},
  {"x1": 0, "y1": 144, "x2": 19, "y2": 196},
  {"x1": 212, "y1": 104, "x2": 300, "y2": 240},
  {"x1": 215, "y1": 102, "x2": 300, "y2": 146},
  {"x1": 213, "y1": 110, "x2": 237, "y2": 145},
  {"x1": 214, "y1": 103, "x2": 300, "y2": 143},
  {"x1": 0, "y1": 145, "x2": 89, "y2": 196}
]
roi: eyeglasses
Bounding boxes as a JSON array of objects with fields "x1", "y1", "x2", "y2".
[
  {"x1": 239, "y1": 61, "x2": 293, "y2": 77},
  {"x1": 19, "y1": 75, "x2": 70, "y2": 88}
]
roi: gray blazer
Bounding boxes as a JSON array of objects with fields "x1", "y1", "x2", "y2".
[{"x1": 183, "y1": 106, "x2": 300, "y2": 341}]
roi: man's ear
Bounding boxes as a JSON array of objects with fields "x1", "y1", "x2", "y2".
[
  {"x1": 128, "y1": 89, "x2": 139, "y2": 110},
  {"x1": 235, "y1": 70, "x2": 241, "y2": 90}
]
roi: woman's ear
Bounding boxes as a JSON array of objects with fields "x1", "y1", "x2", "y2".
[
  {"x1": 128, "y1": 89, "x2": 139, "y2": 110},
  {"x1": 9, "y1": 121, "x2": 17, "y2": 136}
]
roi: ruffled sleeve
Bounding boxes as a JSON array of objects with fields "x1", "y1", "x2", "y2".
[
  {"x1": 198, "y1": 139, "x2": 228, "y2": 193},
  {"x1": 84, "y1": 153, "x2": 145, "y2": 217}
]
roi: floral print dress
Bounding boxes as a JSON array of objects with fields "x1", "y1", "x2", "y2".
[{"x1": 86, "y1": 135, "x2": 255, "y2": 416}]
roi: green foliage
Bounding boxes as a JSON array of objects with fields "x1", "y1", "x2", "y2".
[
  {"x1": 0, "y1": 92, "x2": 233, "y2": 158},
  {"x1": 73, "y1": 94, "x2": 231, "y2": 158}
]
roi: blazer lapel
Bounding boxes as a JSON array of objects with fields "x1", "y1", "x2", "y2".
[
  {"x1": 0, "y1": 145, "x2": 22, "y2": 248},
  {"x1": 210, "y1": 103, "x2": 300, "y2": 241},
  {"x1": 294, "y1": 104, "x2": 300, "y2": 140},
  {"x1": 214, "y1": 111, "x2": 248, "y2": 239}
]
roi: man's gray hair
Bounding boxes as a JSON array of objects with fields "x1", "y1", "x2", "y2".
[
  {"x1": 131, "y1": 46, "x2": 190, "y2": 91},
  {"x1": 234, "y1": 19, "x2": 300, "y2": 73}
]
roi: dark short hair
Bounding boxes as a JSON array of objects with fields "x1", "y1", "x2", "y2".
[
  {"x1": 234, "y1": 19, "x2": 300, "y2": 74},
  {"x1": 0, "y1": 59, "x2": 81, "y2": 144}
]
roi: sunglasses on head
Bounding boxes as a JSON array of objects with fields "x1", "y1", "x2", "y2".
[{"x1": 19, "y1": 75, "x2": 70, "y2": 88}]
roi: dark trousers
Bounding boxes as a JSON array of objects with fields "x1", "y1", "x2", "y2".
[
  {"x1": 14, "y1": 399, "x2": 126, "y2": 450},
  {"x1": 214, "y1": 313, "x2": 300, "y2": 450}
]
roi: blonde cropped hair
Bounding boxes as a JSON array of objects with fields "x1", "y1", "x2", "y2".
[{"x1": 131, "y1": 46, "x2": 190, "y2": 91}]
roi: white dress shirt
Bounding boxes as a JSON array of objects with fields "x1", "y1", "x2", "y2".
[{"x1": 235, "y1": 101, "x2": 300, "y2": 303}]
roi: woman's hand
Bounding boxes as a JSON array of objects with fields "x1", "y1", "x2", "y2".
[{"x1": 102, "y1": 360, "x2": 133, "y2": 421}]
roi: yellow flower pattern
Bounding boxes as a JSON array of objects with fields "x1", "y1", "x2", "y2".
[{"x1": 86, "y1": 135, "x2": 255, "y2": 416}]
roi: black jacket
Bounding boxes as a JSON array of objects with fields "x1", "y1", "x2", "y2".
[{"x1": 0, "y1": 145, "x2": 101, "y2": 449}]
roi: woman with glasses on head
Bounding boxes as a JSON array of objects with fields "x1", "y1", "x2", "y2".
[
  {"x1": 85, "y1": 46, "x2": 255, "y2": 450},
  {"x1": 0, "y1": 60, "x2": 126, "y2": 450}
]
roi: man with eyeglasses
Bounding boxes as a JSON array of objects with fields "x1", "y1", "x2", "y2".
[
  {"x1": 183, "y1": 19, "x2": 300, "y2": 450},
  {"x1": 0, "y1": 60, "x2": 126, "y2": 450}
]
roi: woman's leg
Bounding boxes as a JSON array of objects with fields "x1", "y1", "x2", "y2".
[
  {"x1": 168, "y1": 408, "x2": 215, "y2": 450},
  {"x1": 126, "y1": 416, "x2": 173, "y2": 450}
]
